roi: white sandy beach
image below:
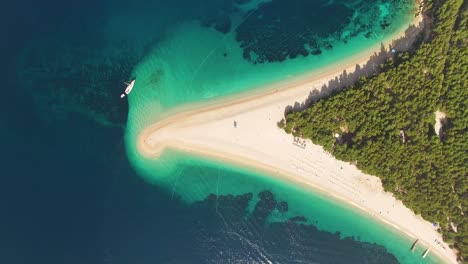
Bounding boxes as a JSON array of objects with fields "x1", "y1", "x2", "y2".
[{"x1": 134, "y1": 8, "x2": 458, "y2": 264}]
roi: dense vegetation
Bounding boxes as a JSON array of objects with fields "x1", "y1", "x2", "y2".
[{"x1": 281, "y1": 0, "x2": 467, "y2": 262}]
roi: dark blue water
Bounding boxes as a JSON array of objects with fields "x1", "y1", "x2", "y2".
[{"x1": 2, "y1": 1, "x2": 407, "y2": 263}]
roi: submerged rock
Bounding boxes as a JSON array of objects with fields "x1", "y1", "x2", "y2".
[
  {"x1": 235, "y1": 0, "x2": 354, "y2": 63},
  {"x1": 189, "y1": 190, "x2": 399, "y2": 264},
  {"x1": 16, "y1": 39, "x2": 138, "y2": 127}
]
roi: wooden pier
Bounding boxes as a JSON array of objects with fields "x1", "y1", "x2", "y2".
[
  {"x1": 411, "y1": 239, "x2": 419, "y2": 252},
  {"x1": 422, "y1": 247, "x2": 431, "y2": 258}
]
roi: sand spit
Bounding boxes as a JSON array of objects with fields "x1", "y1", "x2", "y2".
[{"x1": 134, "y1": 8, "x2": 457, "y2": 264}]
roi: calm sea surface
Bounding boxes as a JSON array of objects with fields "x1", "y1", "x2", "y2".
[{"x1": 2, "y1": 0, "x2": 443, "y2": 263}]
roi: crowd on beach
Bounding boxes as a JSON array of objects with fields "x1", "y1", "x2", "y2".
[{"x1": 293, "y1": 136, "x2": 306, "y2": 148}]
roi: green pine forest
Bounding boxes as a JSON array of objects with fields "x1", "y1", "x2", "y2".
[{"x1": 281, "y1": 0, "x2": 467, "y2": 261}]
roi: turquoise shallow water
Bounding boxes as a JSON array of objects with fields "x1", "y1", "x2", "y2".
[
  {"x1": 8, "y1": 0, "x2": 448, "y2": 263},
  {"x1": 122, "y1": 0, "x2": 447, "y2": 263},
  {"x1": 125, "y1": 149, "x2": 443, "y2": 263},
  {"x1": 127, "y1": 0, "x2": 416, "y2": 118}
]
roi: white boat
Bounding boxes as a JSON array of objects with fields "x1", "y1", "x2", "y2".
[{"x1": 121, "y1": 80, "x2": 135, "y2": 98}]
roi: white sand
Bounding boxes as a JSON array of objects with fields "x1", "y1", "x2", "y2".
[{"x1": 135, "y1": 8, "x2": 457, "y2": 264}]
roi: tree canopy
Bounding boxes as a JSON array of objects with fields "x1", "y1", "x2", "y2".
[{"x1": 282, "y1": 0, "x2": 467, "y2": 261}]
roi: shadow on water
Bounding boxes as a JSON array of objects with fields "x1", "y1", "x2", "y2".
[{"x1": 284, "y1": 22, "x2": 425, "y2": 117}]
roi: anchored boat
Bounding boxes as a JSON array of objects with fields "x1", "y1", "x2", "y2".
[{"x1": 121, "y1": 80, "x2": 135, "y2": 98}]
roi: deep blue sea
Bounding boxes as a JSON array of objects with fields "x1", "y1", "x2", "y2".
[{"x1": 1, "y1": 1, "x2": 437, "y2": 264}]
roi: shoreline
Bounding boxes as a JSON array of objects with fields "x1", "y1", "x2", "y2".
[
  {"x1": 131, "y1": 4, "x2": 458, "y2": 264},
  {"x1": 138, "y1": 5, "x2": 424, "y2": 125},
  {"x1": 156, "y1": 143, "x2": 445, "y2": 260}
]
